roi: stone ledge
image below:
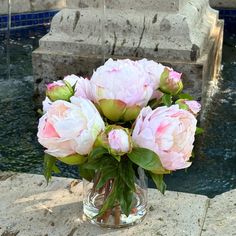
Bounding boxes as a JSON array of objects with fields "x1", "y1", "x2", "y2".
[
  {"x1": 0, "y1": 172, "x2": 208, "y2": 236},
  {"x1": 201, "y1": 189, "x2": 236, "y2": 236},
  {"x1": 0, "y1": 172, "x2": 236, "y2": 236},
  {"x1": 0, "y1": 172, "x2": 234, "y2": 236}
]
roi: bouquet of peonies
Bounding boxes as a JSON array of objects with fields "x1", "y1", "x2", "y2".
[{"x1": 38, "y1": 58, "x2": 201, "y2": 227}]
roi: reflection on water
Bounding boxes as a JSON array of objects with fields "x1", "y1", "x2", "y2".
[
  {"x1": 0, "y1": 28, "x2": 79, "y2": 177},
  {"x1": 164, "y1": 33, "x2": 236, "y2": 197},
  {"x1": 0, "y1": 29, "x2": 235, "y2": 197}
]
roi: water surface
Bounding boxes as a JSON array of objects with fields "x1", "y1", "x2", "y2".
[{"x1": 0, "y1": 28, "x2": 235, "y2": 197}]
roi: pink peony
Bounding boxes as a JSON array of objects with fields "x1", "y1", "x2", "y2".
[
  {"x1": 169, "y1": 71, "x2": 182, "y2": 83},
  {"x1": 42, "y1": 97, "x2": 53, "y2": 113},
  {"x1": 160, "y1": 68, "x2": 183, "y2": 95},
  {"x1": 37, "y1": 97, "x2": 105, "y2": 161},
  {"x1": 64, "y1": 74, "x2": 80, "y2": 87},
  {"x1": 108, "y1": 129, "x2": 130, "y2": 153},
  {"x1": 151, "y1": 89, "x2": 164, "y2": 101},
  {"x1": 138, "y1": 58, "x2": 165, "y2": 90},
  {"x1": 90, "y1": 58, "x2": 153, "y2": 121},
  {"x1": 47, "y1": 80, "x2": 64, "y2": 90},
  {"x1": 46, "y1": 80, "x2": 73, "y2": 102},
  {"x1": 176, "y1": 99, "x2": 201, "y2": 115},
  {"x1": 184, "y1": 100, "x2": 201, "y2": 115},
  {"x1": 74, "y1": 77, "x2": 93, "y2": 101},
  {"x1": 63, "y1": 74, "x2": 93, "y2": 100},
  {"x1": 132, "y1": 105, "x2": 197, "y2": 171}
]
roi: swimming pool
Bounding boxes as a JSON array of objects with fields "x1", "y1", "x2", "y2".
[{"x1": 0, "y1": 10, "x2": 235, "y2": 198}]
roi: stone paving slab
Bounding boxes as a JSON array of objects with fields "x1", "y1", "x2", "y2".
[
  {"x1": 201, "y1": 189, "x2": 236, "y2": 236},
  {"x1": 0, "y1": 172, "x2": 231, "y2": 236}
]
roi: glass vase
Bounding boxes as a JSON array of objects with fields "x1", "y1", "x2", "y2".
[{"x1": 83, "y1": 167, "x2": 148, "y2": 228}]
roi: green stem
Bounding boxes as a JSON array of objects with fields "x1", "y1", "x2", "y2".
[{"x1": 97, "y1": 179, "x2": 114, "y2": 224}]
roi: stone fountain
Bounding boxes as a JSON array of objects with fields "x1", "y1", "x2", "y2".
[{"x1": 33, "y1": 0, "x2": 223, "y2": 110}]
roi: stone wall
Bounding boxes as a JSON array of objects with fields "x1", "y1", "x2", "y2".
[
  {"x1": 1, "y1": 1, "x2": 236, "y2": 15},
  {"x1": 33, "y1": 0, "x2": 223, "y2": 115},
  {"x1": 0, "y1": 0, "x2": 66, "y2": 14}
]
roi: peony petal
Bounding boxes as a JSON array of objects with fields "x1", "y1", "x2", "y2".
[
  {"x1": 38, "y1": 99, "x2": 105, "y2": 159},
  {"x1": 42, "y1": 97, "x2": 53, "y2": 113},
  {"x1": 132, "y1": 104, "x2": 197, "y2": 171},
  {"x1": 42, "y1": 120, "x2": 60, "y2": 138},
  {"x1": 64, "y1": 74, "x2": 80, "y2": 87}
]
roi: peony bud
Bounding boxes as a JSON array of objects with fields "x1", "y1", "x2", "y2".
[
  {"x1": 95, "y1": 126, "x2": 132, "y2": 156},
  {"x1": 149, "y1": 90, "x2": 164, "y2": 108},
  {"x1": 160, "y1": 68, "x2": 183, "y2": 95},
  {"x1": 99, "y1": 99, "x2": 141, "y2": 122},
  {"x1": 46, "y1": 80, "x2": 73, "y2": 102},
  {"x1": 64, "y1": 74, "x2": 80, "y2": 87},
  {"x1": 108, "y1": 128, "x2": 131, "y2": 155},
  {"x1": 176, "y1": 99, "x2": 201, "y2": 115}
]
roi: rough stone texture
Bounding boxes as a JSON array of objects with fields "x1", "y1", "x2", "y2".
[
  {"x1": 0, "y1": 172, "x2": 210, "y2": 236},
  {"x1": 67, "y1": 0, "x2": 191, "y2": 12},
  {"x1": 30, "y1": 0, "x2": 66, "y2": 12},
  {"x1": 201, "y1": 189, "x2": 236, "y2": 236},
  {"x1": 0, "y1": 0, "x2": 66, "y2": 14},
  {"x1": 210, "y1": 0, "x2": 236, "y2": 8},
  {"x1": 0, "y1": 0, "x2": 31, "y2": 14},
  {"x1": 38, "y1": 0, "x2": 218, "y2": 62},
  {"x1": 32, "y1": 0, "x2": 223, "y2": 113}
]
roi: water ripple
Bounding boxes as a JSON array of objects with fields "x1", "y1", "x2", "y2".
[{"x1": 0, "y1": 30, "x2": 235, "y2": 197}]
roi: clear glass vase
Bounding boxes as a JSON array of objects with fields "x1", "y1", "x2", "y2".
[{"x1": 83, "y1": 167, "x2": 148, "y2": 228}]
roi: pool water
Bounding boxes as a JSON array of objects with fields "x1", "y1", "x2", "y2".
[
  {"x1": 0, "y1": 26, "x2": 78, "y2": 177},
  {"x1": 0, "y1": 27, "x2": 235, "y2": 198}
]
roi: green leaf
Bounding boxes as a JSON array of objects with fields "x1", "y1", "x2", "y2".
[
  {"x1": 63, "y1": 79, "x2": 74, "y2": 93},
  {"x1": 195, "y1": 127, "x2": 204, "y2": 135},
  {"x1": 89, "y1": 146, "x2": 108, "y2": 159},
  {"x1": 43, "y1": 154, "x2": 60, "y2": 184},
  {"x1": 57, "y1": 154, "x2": 86, "y2": 165},
  {"x1": 82, "y1": 158, "x2": 103, "y2": 170},
  {"x1": 83, "y1": 155, "x2": 116, "y2": 170},
  {"x1": 118, "y1": 181, "x2": 133, "y2": 217},
  {"x1": 123, "y1": 187, "x2": 133, "y2": 217},
  {"x1": 79, "y1": 165, "x2": 95, "y2": 182},
  {"x1": 96, "y1": 167, "x2": 118, "y2": 190},
  {"x1": 148, "y1": 99, "x2": 160, "y2": 109},
  {"x1": 128, "y1": 148, "x2": 170, "y2": 174},
  {"x1": 150, "y1": 172, "x2": 166, "y2": 194},
  {"x1": 119, "y1": 160, "x2": 135, "y2": 191},
  {"x1": 161, "y1": 94, "x2": 172, "y2": 107},
  {"x1": 37, "y1": 109, "x2": 43, "y2": 116},
  {"x1": 111, "y1": 155, "x2": 121, "y2": 162},
  {"x1": 175, "y1": 99, "x2": 189, "y2": 111},
  {"x1": 178, "y1": 93, "x2": 194, "y2": 100}
]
